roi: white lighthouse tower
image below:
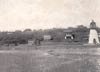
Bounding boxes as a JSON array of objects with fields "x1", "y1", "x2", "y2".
[{"x1": 88, "y1": 20, "x2": 100, "y2": 44}]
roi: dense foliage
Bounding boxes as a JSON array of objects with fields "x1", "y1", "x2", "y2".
[{"x1": 0, "y1": 25, "x2": 100, "y2": 46}]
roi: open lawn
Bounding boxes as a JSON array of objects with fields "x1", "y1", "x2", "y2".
[{"x1": 0, "y1": 42, "x2": 99, "y2": 72}]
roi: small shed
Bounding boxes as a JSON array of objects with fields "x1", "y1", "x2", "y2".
[
  {"x1": 28, "y1": 40, "x2": 33, "y2": 45},
  {"x1": 43, "y1": 35, "x2": 52, "y2": 40}
]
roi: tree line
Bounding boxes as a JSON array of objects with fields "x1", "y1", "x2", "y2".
[{"x1": 0, "y1": 25, "x2": 100, "y2": 46}]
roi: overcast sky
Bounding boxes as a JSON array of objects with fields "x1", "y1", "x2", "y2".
[{"x1": 0, "y1": 0, "x2": 100, "y2": 31}]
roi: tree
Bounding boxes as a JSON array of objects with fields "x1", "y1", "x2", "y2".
[{"x1": 23, "y1": 29, "x2": 32, "y2": 32}]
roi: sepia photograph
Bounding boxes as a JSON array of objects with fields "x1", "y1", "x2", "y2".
[{"x1": 0, "y1": 0, "x2": 100, "y2": 72}]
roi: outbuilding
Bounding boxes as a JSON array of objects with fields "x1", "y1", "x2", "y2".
[{"x1": 43, "y1": 35, "x2": 52, "y2": 40}]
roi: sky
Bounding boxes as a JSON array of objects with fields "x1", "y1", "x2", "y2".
[{"x1": 0, "y1": 0, "x2": 100, "y2": 31}]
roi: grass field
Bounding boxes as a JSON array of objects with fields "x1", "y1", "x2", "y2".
[{"x1": 0, "y1": 42, "x2": 100, "y2": 72}]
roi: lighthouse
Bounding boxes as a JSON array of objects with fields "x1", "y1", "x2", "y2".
[{"x1": 88, "y1": 20, "x2": 100, "y2": 44}]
